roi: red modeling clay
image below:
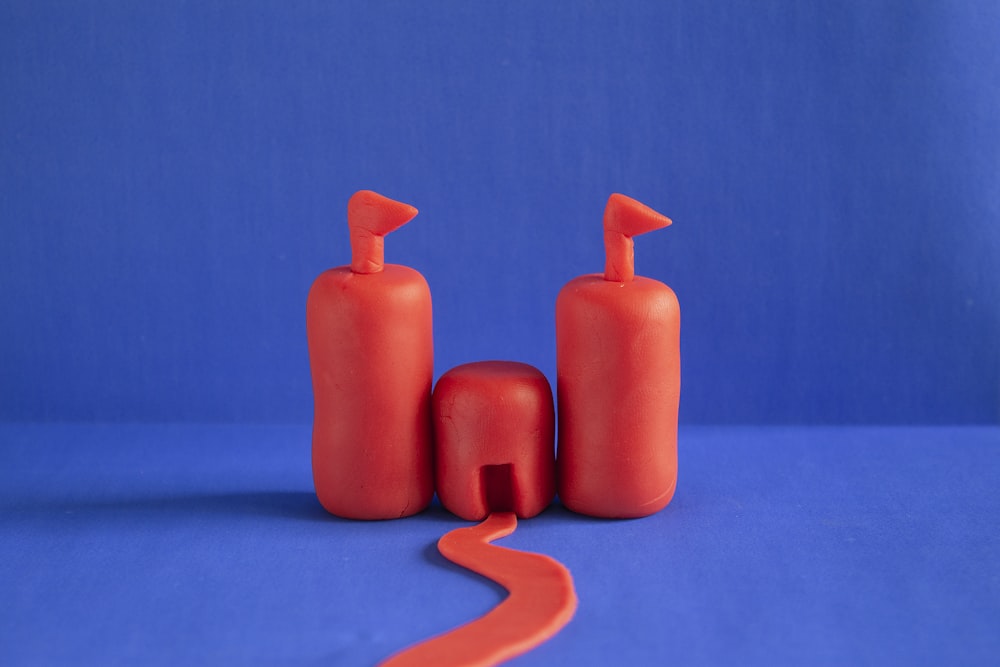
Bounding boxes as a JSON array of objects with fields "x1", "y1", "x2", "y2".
[
  {"x1": 378, "y1": 512, "x2": 577, "y2": 667},
  {"x1": 556, "y1": 193, "x2": 680, "y2": 518},
  {"x1": 307, "y1": 190, "x2": 434, "y2": 520},
  {"x1": 433, "y1": 361, "x2": 556, "y2": 521}
]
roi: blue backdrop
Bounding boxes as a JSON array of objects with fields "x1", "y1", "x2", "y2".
[{"x1": 2, "y1": 1, "x2": 998, "y2": 424}]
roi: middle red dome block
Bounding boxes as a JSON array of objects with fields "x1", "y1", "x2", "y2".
[{"x1": 432, "y1": 361, "x2": 556, "y2": 521}]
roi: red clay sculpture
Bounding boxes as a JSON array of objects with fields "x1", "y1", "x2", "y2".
[
  {"x1": 308, "y1": 190, "x2": 677, "y2": 665},
  {"x1": 307, "y1": 190, "x2": 434, "y2": 520},
  {"x1": 556, "y1": 193, "x2": 680, "y2": 518}
]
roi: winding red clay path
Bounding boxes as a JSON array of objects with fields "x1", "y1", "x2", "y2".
[{"x1": 378, "y1": 512, "x2": 578, "y2": 667}]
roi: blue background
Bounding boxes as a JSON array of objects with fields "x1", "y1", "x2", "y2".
[
  {"x1": 2, "y1": 3, "x2": 1000, "y2": 667},
  {"x1": 3, "y1": 0, "x2": 998, "y2": 424}
]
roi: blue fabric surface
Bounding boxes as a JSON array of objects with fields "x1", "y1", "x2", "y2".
[{"x1": 2, "y1": 424, "x2": 997, "y2": 666}]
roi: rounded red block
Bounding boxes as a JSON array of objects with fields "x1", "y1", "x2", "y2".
[
  {"x1": 556, "y1": 276, "x2": 680, "y2": 518},
  {"x1": 433, "y1": 361, "x2": 556, "y2": 521},
  {"x1": 307, "y1": 191, "x2": 433, "y2": 520}
]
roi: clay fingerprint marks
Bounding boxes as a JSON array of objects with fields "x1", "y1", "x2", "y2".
[{"x1": 378, "y1": 512, "x2": 578, "y2": 667}]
